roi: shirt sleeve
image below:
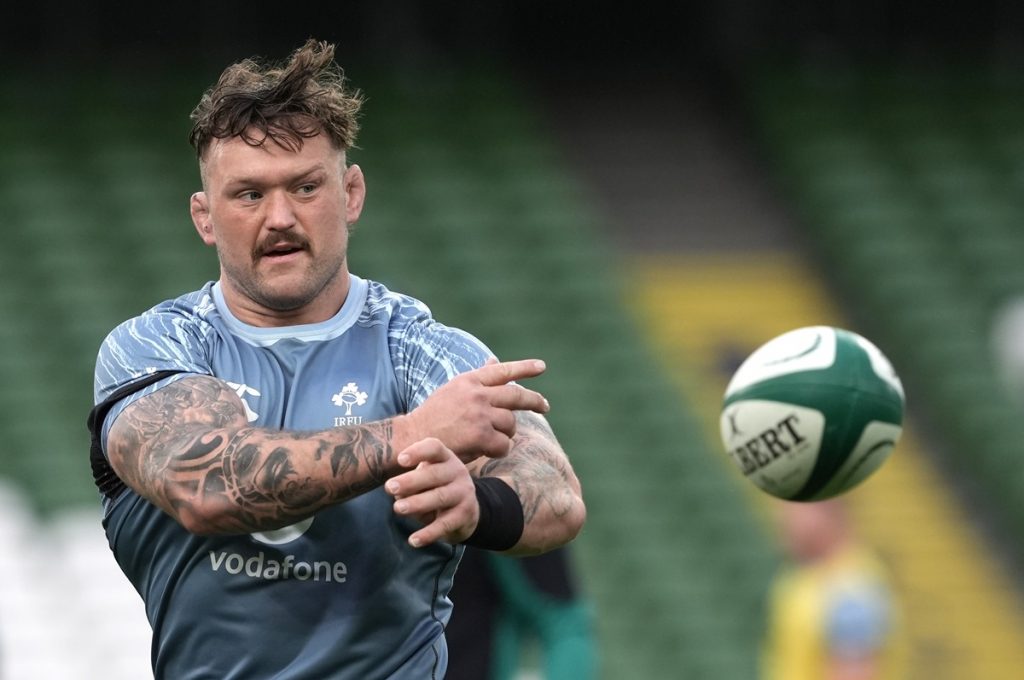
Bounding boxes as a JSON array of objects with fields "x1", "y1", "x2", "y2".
[
  {"x1": 93, "y1": 308, "x2": 215, "y2": 448},
  {"x1": 388, "y1": 300, "x2": 493, "y2": 410}
]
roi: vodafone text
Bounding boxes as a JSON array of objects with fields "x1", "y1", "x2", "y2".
[{"x1": 209, "y1": 550, "x2": 348, "y2": 582}]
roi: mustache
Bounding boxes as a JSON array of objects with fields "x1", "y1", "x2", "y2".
[{"x1": 253, "y1": 233, "x2": 310, "y2": 259}]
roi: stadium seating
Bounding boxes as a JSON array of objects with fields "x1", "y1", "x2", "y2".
[
  {"x1": 354, "y1": 76, "x2": 779, "y2": 678},
  {"x1": 748, "y1": 63, "x2": 1024, "y2": 558}
]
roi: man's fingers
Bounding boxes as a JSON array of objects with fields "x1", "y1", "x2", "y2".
[
  {"x1": 384, "y1": 440, "x2": 478, "y2": 548},
  {"x1": 476, "y1": 359, "x2": 546, "y2": 387},
  {"x1": 395, "y1": 438, "x2": 449, "y2": 467},
  {"x1": 387, "y1": 439, "x2": 455, "y2": 497},
  {"x1": 490, "y1": 408, "x2": 517, "y2": 440},
  {"x1": 407, "y1": 504, "x2": 477, "y2": 548},
  {"x1": 392, "y1": 484, "x2": 454, "y2": 517},
  {"x1": 488, "y1": 383, "x2": 549, "y2": 414},
  {"x1": 408, "y1": 515, "x2": 455, "y2": 548},
  {"x1": 387, "y1": 464, "x2": 454, "y2": 500}
]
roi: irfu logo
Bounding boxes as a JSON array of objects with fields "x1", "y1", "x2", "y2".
[{"x1": 332, "y1": 382, "x2": 368, "y2": 416}]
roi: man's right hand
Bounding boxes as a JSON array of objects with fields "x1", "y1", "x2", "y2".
[{"x1": 393, "y1": 359, "x2": 549, "y2": 463}]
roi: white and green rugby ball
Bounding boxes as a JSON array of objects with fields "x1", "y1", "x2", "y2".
[{"x1": 720, "y1": 326, "x2": 904, "y2": 501}]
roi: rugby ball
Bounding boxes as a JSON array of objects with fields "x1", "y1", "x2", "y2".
[{"x1": 720, "y1": 326, "x2": 904, "y2": 501}]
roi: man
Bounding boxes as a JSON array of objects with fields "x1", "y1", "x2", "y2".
[
  {"x1": 762, "y1": 500, "x2": 906, "y2": 680},
  {"x1": 88, "y1": 39, "x2": 585, "y2": 679}
]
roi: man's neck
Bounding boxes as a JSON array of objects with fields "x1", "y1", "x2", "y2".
[{"x1": 218, "y1": 275, "x2": 351, "y2": 328}]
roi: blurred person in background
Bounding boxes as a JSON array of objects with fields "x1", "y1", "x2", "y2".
[
  {"x1": 762, "y1": 499, "x2": 907, "y2": 680},
  {"x1": 446, "y1": 545, "x2": 597, "y2": 679},
  {"x1": 87, "y1": 39, "x2": 585, "y2": 679},
  {"x1": 991, "y1": 296, "x2": 1024, "y2": 406}
]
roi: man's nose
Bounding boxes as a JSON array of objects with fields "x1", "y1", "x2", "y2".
[{"x1": 264, "y1": 191, "x2": 297, "y2": 230}]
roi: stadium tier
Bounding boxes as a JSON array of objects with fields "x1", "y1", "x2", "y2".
[
  {"x1": 357, "y1": 74, "x2": 779, "y2": 679},
  {"x1": 749, "y1": 64, "x2": 1024, "y2": 559},
  {"x1": 0, "y1": 69, "x2": 776, "y2": 678}
]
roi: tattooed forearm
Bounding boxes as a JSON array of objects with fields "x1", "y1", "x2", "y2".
[
  {"x1": 107, "y1": 376, "x2": 397, "y2": 535},
  {"x1": 314, "y1": 426, "x2": 393, "y2": 497},
  {"x1": 475, "y1": 411, "x2": 581, "y2": 525}
]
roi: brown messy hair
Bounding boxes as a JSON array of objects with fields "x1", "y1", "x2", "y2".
[{"x1": 188, "y1": 39, "x2": 363, "y2": 159}]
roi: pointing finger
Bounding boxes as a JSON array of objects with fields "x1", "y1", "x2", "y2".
[{"x1": 476, "y1": 359, "x2": 546, "y2": 387}]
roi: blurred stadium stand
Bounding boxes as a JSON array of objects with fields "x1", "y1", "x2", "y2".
[
  {"x1": 0, "y1": 481, "x2": 151, "y2": 678},
  {"x1": 297, "y1": 72, "x2": 780, "y2": 679},
  {"x1": 747, "y1": 63, "x2": 1024, "y2": 564},
  {"x1": 6, "y1": 2, "x2": 1024, "y2": 678}
]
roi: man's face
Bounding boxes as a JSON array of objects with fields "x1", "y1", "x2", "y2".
[{"x1": 191, "y1": 131, "x2": 365, "y2": 325}]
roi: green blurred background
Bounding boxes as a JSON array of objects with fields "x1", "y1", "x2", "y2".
[{"x1": 5, "y1": 2, "x2": 1024, "y2": 677}]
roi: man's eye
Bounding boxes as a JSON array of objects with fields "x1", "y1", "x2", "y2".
[
  {"x1": 298, "y1": 184, "x2": 317, "y2": 194},
  {"x1": 240, "y1": 190, "x2": 262, "y2": 201}
]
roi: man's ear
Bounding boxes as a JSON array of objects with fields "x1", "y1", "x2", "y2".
[
  {"x1": 343, "y1": 164, "x2": 366, "y2": 226},
  {"x1": 190, "y1": 192, "x2": 215, "y2": 246}
]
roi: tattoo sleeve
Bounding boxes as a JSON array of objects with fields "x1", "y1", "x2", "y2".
[
  {"x1": 106, "y1": 375, "x2": 395, "y2": 535},
  {"x1": 474, "y1": 411, "x2": 581, "y2": 529}
]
